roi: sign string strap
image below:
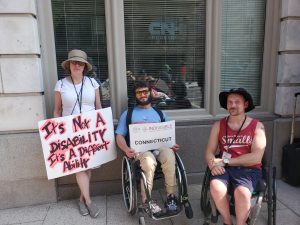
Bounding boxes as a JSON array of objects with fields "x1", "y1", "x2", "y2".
[{"x1": 70, "y1": 76, "x2": 85, "y2": 114}]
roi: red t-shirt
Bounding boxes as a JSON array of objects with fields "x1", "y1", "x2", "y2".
[{"x1": 218, "y1": 117, "x2": 261, "y2": 169}]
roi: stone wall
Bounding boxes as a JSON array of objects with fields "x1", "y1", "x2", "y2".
[
  {"x1": 276, "y1": 0, "x2": 300, "y2": 116},
  {"x1": 0, "y1": 0, "x2": 56, "y2": 209}
]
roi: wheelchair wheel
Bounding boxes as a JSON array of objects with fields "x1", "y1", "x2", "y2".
[
  {"x1": 272, "y1": 167, "x2": 277, "y2": 225},
  {"x1": 200, "y1": 167, "x2": 211, "y2": 217},
  {"x1": 175, "y1": 153, "x2": 194, "y2": 219},
  {"x1": 267, "y1": 167, "x2": 277, "y2": 225},
  {"x1": 122, "y1": 156, "x2": 138, "y2": 215},
  {"x1": 248, "y1": 192, "x2": 264, "y2": 225}
]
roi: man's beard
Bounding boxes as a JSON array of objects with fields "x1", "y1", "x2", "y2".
[
  {"x1": 136, "y1": 95, "x2": 152, "y2": 106},
  {"x1": 228, "y1": 107, "x2": 243, "y2": 116}
]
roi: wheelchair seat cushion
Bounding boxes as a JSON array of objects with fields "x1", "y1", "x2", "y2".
[{"x1": 210, "y1": 166, "x2": 262, "y2": 193}]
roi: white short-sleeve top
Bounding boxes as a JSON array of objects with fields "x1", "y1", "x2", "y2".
[{"x1": 54, "y1": 76, "x2": 100, "y2": 117}]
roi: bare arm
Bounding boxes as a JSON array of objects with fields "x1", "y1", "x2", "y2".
[
  {"x1": 53, "y1": 91, "x2": 62, "y2": 118},
  {"x1": 204, "y1": 121, "x2": 227, "y2": 177},
  {"x1": 205, "y1": 121, "x2": 220, "y2": 166},
  {"x1": 95, "y1": 88, "x2": 102, "y2": 110},
  {"x1": 228, "y1": 121, "x2": 266, "y2": 167},
  {"x1": 205, "y1": 121, "x2": 227, "y2": 175},
  {"x1": 116, "y1": 134, "x2": 135, "y2": 158}
]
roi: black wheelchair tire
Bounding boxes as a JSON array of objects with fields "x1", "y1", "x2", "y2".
[
  {"x1": 200, "y1": 167, "x2": 212, "y2": 217},
  {"x1": 175, "y1": 153, "x2": 194, "y2": 219},
  {"x1": 175, "y1": 153, "x2": 186, "y2": 196},
  {"x1": 184, "y1": 202, "x2": 194, "y2": 219},
  {"x1": 267, "y1": 166, "x2": 277, "y2": 225},
  {"x1": 272, "y1": 167, "x2": 277, "y2": 225},
  {"x1": 122, "y1": 157, "x2": 138, "y2": 215}
]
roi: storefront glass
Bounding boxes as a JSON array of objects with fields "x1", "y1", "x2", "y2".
[
  {"x1": 51, "y1": 0, "x2": 110, "y2": 107},
  {"x1": 220, "y1": 0, "x2": 266, "y2": 105},
  {"x1": 124, "y1": 0, "x2": 206, "y2": 109}
]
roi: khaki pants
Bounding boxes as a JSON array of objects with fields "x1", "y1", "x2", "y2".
[{"x1": 135, "y1": 147, "x2": 176, "y2": 201}]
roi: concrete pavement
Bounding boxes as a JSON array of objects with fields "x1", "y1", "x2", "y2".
[{"x1": 0, "y1": 180, "x2": 299, "y2": 225}]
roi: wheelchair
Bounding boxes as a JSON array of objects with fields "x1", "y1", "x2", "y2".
[
  {"x1": 121, "y1": 152, "x2": 193, "y2": 224},
  {"x1": 200, "y1": 156, "x2": 277, "y2": 225}
]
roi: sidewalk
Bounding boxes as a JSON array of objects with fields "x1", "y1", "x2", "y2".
[{"x1": 0, "y1": 180, "x2": 299, "y2": 225}]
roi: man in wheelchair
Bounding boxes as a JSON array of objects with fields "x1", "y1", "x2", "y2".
[
  {"x1": 205, "y1": 88, "x2": 266, "y2": 225},
  {"x1": 116, "y1": 81, "x2": 180, "y2": 217}
]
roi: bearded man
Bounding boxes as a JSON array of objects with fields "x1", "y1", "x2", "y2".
[{"x1": 116, "y1": 81, "x2": 180, "y2": 216}]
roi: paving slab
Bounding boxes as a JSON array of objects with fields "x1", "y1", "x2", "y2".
[
  {"x1": 272, "y1": 208, "x2": 300, "y2": 225},
  {"x1": 15, "y1": 221, "x2": 43, "y2": 225},
  {"x1": 43, "y1": 196, "x2": 106, "y2": 225},
  {"x1": 277, "y1": 180, "x2": 300, "y2": 216},
  {"x1": 0, "y1": 181, "x2": 299, "y2": 225},
  {"x1": 106, "y1": 190, "x2": 173, "y2": 225},
  {"x1": 106, "y1": 194, "x2": 138, "y2": 225},
  {"x1": 0, "y1": 204, "x2": 49, "y2": 225}
]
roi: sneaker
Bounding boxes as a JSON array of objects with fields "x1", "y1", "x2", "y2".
[
  {"x1": 78, "y1": 201, "x2": 89, "y2": 216},
  {"x1": 165, "y1": 194, "x2": 179, "y2": 213},
  {"x1": 144, "y1": 200, "x2": 163, "y2": 216},
  {"x1": 87, "y1": 202, "x2": 100, "y2": 218}
]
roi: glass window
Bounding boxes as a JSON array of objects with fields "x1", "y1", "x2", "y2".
[
  {"x1": 51, "y1": 0, "x2": 110, "y2": 107},
  {"x1": 220, "y1": 0, "x2": 266, "y2": 105},
  {"x1": 124, "y1": 0, "x2": 206, "y2": 109}
]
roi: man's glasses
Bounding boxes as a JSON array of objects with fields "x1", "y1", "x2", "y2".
[
  {"x1": 135, "y1": 89, "x2": 150, "y2": 97},
  {"x1": 70, "y1": 60, "x2": 85, "y2": 66}
]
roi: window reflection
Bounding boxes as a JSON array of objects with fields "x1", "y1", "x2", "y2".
[
  {"x1": 124, "y1": 0, "x2": 206, "y2": 109},
  {"x1": 51, "y1": 0, "x2": 110, "y2": 107}
]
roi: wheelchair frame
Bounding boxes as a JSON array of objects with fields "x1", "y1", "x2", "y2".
[
  {"x1": 200, "y1": 162, "x2": 277, "y2": 225},
  {"x1": 121, "y1": 152, "x2": 193, "y2": 224}
]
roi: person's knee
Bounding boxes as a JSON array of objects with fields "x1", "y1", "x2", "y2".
[
  {"x1": 210, "y1": 179, "x2": 227, "y2": 195},
  {"x1": 140, "y1": 154, "x2": 157, "y2": 172},
  {"x1": 158, "y1": 148, "x2": 175, "y2": 164},
  {"x1": 234, "y1": 186, "x2": 251, "y2": 202}
]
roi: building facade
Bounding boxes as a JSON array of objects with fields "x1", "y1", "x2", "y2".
[{"x1": 0, "y1": 0, "x2": 299, "y2": 209}]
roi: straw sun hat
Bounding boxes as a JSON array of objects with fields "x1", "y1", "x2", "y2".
[{"x1": 61, "y1": 49, "x2": 92, "y2": 72}]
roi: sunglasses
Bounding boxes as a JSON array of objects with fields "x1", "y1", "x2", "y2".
[
  {"x1": 135, "y1": 89, "x2": 150, "y2": 97},
  {"x1": 70, "y1": 60, "x2": 85, "y2": 66}
]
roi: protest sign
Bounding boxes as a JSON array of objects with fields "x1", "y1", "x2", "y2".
[
  {"x1": 38, "y1": 107, "x2": 117, "y2": 179},
  {"x1": 129, "y1": 120, "x2": 175, "y2": 152}
]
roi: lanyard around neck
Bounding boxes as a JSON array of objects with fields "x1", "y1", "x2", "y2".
[
  {"x1": 70, "y1": 76, "x2": 84, "y2": 114},
  {"x1": 225, "y1": 115, "x2": 247, "y2": 150}
]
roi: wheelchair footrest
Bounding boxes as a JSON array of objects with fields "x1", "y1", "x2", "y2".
[
  {"x1": 139, "y1": 203, "x2": 182, "y2": 220},
  {"x1": 151, "y1": 208, "x2": 182, "y2": 220}
]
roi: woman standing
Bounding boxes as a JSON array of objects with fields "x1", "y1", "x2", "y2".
[{"x1": 53, "y1": 49, "x2": 102, "y2": 218}]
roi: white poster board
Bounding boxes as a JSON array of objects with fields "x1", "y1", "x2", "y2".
[
  {"x1": 129, "y1": 120, "x2": 175, "y2": 152},
  {"x1": 38, "y1": 107, "x2": 117, "y2": 179}
]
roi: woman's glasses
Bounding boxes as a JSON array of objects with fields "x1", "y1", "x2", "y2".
[{"x1": 70, "y1": 60, "x2": 85, "y2": 66}]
